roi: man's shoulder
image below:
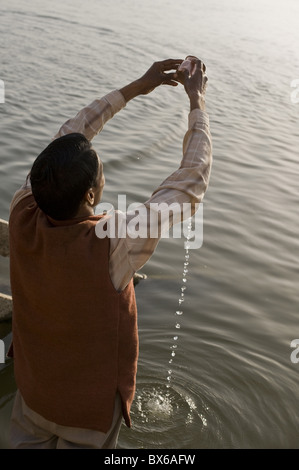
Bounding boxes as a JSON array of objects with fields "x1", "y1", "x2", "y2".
[{"x1": 9, "y1": 188, "x2": 34, "y2": 218}]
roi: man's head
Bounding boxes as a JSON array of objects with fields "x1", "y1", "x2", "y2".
[{"x1": 30, "y1": 133, "x2": 104, "y2": 220}]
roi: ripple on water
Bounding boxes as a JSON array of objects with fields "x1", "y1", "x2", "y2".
[{"x1": 118, "y1": 378, "x2": 225, "y2": 449}]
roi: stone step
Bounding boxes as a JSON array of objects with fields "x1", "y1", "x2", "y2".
[
  {"x1": 0, "y1": 218, "x2": 9, "y2": 257},
  {"x1": 0, "y1": 293, "x2": 12, "y2": 321},
  {"x1": 0, "y1": 219, "x2": 11, "y2": 321}
]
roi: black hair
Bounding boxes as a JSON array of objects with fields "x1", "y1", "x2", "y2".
[{"x1": 30, "y1": 133, "x2": 99, "y2": 220}]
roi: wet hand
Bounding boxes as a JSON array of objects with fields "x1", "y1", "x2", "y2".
[{"x1": 175, "y1": 57, "x2": 208, "y2": 110}]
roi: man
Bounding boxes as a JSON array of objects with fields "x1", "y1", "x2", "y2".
[{"x1": 8, "y1": 57, "x2": 212, "y2": 448}]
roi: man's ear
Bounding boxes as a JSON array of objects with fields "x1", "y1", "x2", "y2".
[{"x1": 85, "y1": 188, "x2": 95, "y2": 206}]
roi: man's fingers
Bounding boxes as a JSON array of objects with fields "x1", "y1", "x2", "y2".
[
  {"x1": 161, "y1": 75, "x2": 180, "y2": 87},
  {"x1": 161, "y1": 71, "x2": 180, "y2": 86},
  {"x1": 162, "y1": 80, "x2": 179, "y2": 87},
  {"x1": 147, "y1": 57, "x2": 207, "y2": 90},
  {"x1": 192, "y1": 59, "x2": 207, "y2": 80},
  {"x1": 160, "y1": 59, "x2": 183, "y2": 71},
  {"x1": 160, "y1": 57, "x2": 206, "y2": 73},
  {"x1": 171, "y1": 68, "x2": 188, "y2": 84}
]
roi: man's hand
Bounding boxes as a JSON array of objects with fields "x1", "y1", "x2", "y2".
[
  {"x1": 119, "y1": 59, "x2": 183, "y2": 103},
  {"x1": 137, "y1": 59, "x2": 183, "y2": 94},
  {"x1": 175, "y1": 57, "x2": 208, "y2": 111}
]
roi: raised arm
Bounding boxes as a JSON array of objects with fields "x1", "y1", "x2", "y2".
[
  {"x1": 53, "y1": 91, "x2": 127, "y2": 142},
  {"x1": 102, "y1": 58, "x2": 213, "y2": 291},
  {"x1": 54, "y1": 59, "x2": 183, "y2": 141},
  {"x1": 148, "y1": 57, "x2": 211, "y2": 211},
  {"x1": 11, "y1": 59, "x2": 183, "y2": 207}
]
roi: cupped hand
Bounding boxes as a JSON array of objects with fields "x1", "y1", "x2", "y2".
[{"x1": 175, "y1": 57, "x2": 208, "y2": 98}]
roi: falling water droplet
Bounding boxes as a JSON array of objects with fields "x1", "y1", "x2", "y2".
[{"x1": 165, "y1": 217, "x2": 193, "y2": 388}]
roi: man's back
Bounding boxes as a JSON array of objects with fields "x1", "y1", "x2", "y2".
[{"x1": 9, "y1": 194, "x2": 138, "y2": 432}]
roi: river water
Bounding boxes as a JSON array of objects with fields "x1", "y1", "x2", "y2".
[{"x1": 1, "y1": 0, "x2": 299, "y2": 449}]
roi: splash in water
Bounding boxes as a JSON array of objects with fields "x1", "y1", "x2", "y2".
[{"x1": 122, "y1": 217, "x2": 210, "y2": 448}]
